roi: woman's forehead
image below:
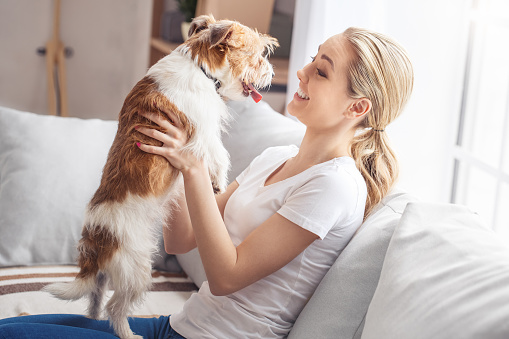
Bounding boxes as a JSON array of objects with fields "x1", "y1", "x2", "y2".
[
  {"x1": 321, "y1": 35, "x2": 350, "y2": 56},
  {"x1": 319, "y1": 34, "x2": 353, "y2": 70}
]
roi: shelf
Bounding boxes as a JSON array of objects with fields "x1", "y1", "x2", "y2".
[
  {"x1": 150, "y1": 37, "x2": 179, "y2": 55},
  {"x1": 150, "y1": 37, "x2": 288, "y2": 88}
]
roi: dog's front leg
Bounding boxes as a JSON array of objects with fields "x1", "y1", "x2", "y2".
[{"x1": 208, "y1": 140, "x2": 230, "y2": 194}]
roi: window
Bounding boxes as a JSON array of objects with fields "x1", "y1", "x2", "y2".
[{"x1": 451, "y1": 0, "x2": 509, "y2": 239}]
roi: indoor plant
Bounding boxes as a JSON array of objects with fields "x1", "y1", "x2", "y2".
[{"x1": 177, "y1": 0, "x2": 197, "y2": 40}]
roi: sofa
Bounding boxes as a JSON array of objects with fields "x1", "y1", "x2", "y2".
[{"x1": 1, "y1": 100, "x2": 508, "y2": 339}]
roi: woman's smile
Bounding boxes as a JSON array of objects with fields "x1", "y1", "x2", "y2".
[{"x1": 295, "y1": 87, "x2": 310, "y2": 100}]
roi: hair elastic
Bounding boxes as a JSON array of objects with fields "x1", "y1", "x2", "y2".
[{"x1": 372, "y1": 129, "x2": 385, "y2": 132}]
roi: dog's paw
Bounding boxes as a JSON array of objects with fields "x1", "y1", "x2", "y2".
[
  {"x1": 211, "y1": 171, "x2": 227, "y2": 194},
  {"x1": 212, "y1": 182, "x2": 223, "y2": 195},
  {"x1": 85, "y1": 314, "x2": 107, "y2": 321}
]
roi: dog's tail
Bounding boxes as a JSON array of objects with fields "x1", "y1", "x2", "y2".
[
  {"x1": 44, "y1": 272, "x2": 108, "y2": 319},
  {"x1": 43, "y1": 276, "x2": 96, "y2": 301}
]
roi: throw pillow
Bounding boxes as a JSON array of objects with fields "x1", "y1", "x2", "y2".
[
  {"x1": 0, "y1": 106, "x2": 180, "y2": 272},
  {"x1": 361, "y1": 202, "x2": 509, "y2": 339}
]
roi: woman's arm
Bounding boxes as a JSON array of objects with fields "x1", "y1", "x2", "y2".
[
  {"x1": 182, "y1": 162, "x2": 318, "y2": 296},
  {"x1": 163, "y1": 180, "x2": 239, "y2": 254},
  {"x1": 137, "y1": 110, "x2": 318, "y2": 296},
  {"x1": 163, "y1": 190, "x2": 195, "y2": 254}
]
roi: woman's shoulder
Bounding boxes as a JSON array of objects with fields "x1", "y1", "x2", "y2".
[
  {"x1": 256, "y1": 144, "x2": 299, "y2": 163},
  {"x1": 236, "y1": 145, "x2": 299, "y2": 183},
  {"x1": 304, "y1": 157, "x2": 367, "y2": 199},
  {"x1": 310, "y1": 156, "x2": 361, "y2": 179},
  {"x1": 261, "y1": 144, "x2": 299, "y2": 156}
]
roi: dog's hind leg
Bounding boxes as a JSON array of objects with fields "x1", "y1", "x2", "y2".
[
  {"x1": 87, "y1": 272, "x2": 108, "y2": 320},
  {"x1": 106, "y1": 290, "x2": 141, "y2": 339},
  {"x1": 105, "y1": 250, "x2": 153, "y2": 339}
]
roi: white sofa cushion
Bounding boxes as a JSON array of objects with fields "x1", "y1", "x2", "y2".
[
  {"x1": 0, "y1": 107, "x2": 116, "y2": 266},
  {"x1": 288, "y1": 189, "x2": 416, "y2": 338},
  {"x1": 0, "y1": 106, "x2": 181, "y2": 271},
  {"x1": 361, "y1": 202, "x2": 509, "y2": 339}
]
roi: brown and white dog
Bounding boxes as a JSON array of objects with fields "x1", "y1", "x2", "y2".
[{"x1": 43, "y1": 15, "x2": 278, "y2": 339}]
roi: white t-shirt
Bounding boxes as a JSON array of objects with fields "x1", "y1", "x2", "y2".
[{"x1": 171, "y1": 145, "x2": 367, "y2": 338}]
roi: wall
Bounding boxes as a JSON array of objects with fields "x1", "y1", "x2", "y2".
[
  {"x1": 0, "y1": 0, "x2": 152, "y2": 120},
  {"x1": 286, "y1": 0, "x2": 472, "y2": 203}
]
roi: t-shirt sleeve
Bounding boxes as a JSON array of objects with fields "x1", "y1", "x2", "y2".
[{"x1": 277, "y1": 170, "x2": 362, "y2": 239}]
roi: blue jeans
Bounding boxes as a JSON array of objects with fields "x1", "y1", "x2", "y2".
[{"x1": 0, "y1": 314, "x2": 185, "y2": 339}]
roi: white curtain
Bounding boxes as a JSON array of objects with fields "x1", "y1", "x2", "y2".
[
  {"x1": 285, "y1": 0, "x2": 390, "y2": 111},
  {"x1": 285, "y1": 0, "x2": 472, "y2": 203}
]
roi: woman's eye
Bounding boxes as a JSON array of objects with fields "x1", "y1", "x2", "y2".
[
  {"x1": 310, "y1": 55, "x2": 316, "y2": 62},
  {"x1": 316, "y1": 68, "x2": 326, "y2": 78}
]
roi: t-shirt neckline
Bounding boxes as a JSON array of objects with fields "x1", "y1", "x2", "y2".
[{"x1": 260, "y1": 146, "x2": 354, "y2": 189}]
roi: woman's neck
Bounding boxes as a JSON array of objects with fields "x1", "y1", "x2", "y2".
[
  {"x1": 294, "y1": 127, "x2": 354, "y2": 167},
  {"x1": 264, "y1": 126, "x2": 355, "y2": 187}
]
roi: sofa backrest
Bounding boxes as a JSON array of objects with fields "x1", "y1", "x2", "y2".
[{"x1": 361, "y1": 202, "x2": 509, "y2": 339}]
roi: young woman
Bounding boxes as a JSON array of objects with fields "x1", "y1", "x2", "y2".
[{"x1": 0, "y1": 27, "x2": 413, "y2": 339}]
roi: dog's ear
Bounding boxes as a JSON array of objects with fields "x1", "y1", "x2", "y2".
[
  {"x1": 261, "y1": 35, "x2": 280, "y2": 57},
  {"x1": 209, "y1": 22, "x2": 234, "y2": 48},
  {"x1": 188, "y1": 14, "x2": 215, "y2": 39}
]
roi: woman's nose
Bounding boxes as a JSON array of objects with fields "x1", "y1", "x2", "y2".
[{"x1": 297, "y1": 67, "x2": 308, "y2": 83}]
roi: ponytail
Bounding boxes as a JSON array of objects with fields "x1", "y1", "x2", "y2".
[
  {"x1": 351, "y1": 129, "x2": 399, "y2": 219},
  {"x1": 343, "y1": 28, "x2": 414, "y2": 219}
]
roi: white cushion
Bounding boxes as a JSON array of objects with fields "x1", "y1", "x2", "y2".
[
  {"x1": 361, "y1": 202, "x2": 509, "y2": 339},
  {"x1": 0, "y1": 107, "x2": 117, "y2": 266},
  {"x1": 0, "y1": 106, "x2": 181, "y2": 271},
  {"x1": 289, "y1": 189, "x2": 416, "y2": 339}
]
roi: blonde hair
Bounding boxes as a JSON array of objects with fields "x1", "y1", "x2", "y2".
[{"x1": 343, "y1": 27, "x2": 414, "y2": 219}]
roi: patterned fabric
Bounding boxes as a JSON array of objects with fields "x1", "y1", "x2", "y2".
[{"x1": 0, "y1": 265, "x2": 197, "y2": 319}]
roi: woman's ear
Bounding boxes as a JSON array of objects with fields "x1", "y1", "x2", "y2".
[{"x1": 347, "y1": 98, "x2": 371, "y2": 119}]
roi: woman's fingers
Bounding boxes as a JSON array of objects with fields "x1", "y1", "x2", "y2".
[
  {"x1": 135, "y1": 108, "x2": 196, "y2": 171},
  {"x1": 140, "y1": 111, "x2": 172, "y2": 130},
  {"x1": 136, "y1": 110, "x2": 188, "y2": 154},
  {"x1": 139, "y1": 111, "x2": 186, "y2": 140},
  {"x1": 159, "y1": 106, "x2": 183, "y2": 128},
  {"x1": 136, "y1": 126, "x2": 174, "y2": 145},
  {"x1": 141, "y1": 107, "x2": 182, "y2": 129},
  {"x1": 137, "y1": 142, "x2": 165, "y2": 156}
]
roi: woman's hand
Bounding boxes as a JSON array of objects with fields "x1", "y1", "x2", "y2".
[{"x1": 136, "y1": 109, "x2": 200, "y2": 174}]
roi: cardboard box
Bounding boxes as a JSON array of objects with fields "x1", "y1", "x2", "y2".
[{"x1": 196, "y1": 0, "x2": 275, "y2": 33}]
